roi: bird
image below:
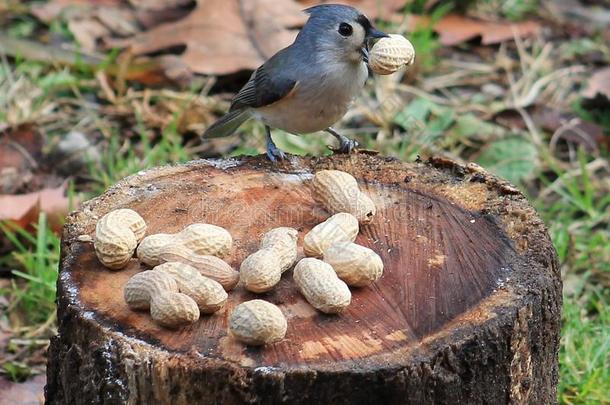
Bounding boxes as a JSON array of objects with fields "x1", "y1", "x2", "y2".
[{"x1": 202, "y1": 4, "x2": 388, "y2": 162}]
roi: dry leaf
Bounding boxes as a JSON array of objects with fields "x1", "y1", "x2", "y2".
[
  {"x1": 31, "y1": 0, "x2": 409, "y2": 77},
  {"x1": 0, "y1": 33, "x2": 188, "y2": 86},
  {"x1": 33, "y1": 0, "x2": 138, "y2": 52},
  {"x1": 299, "y1": 0, "x2": 408, "y2": 22},
  {"x1": 0, "y1": 125, "x2": 43, "y2": 194},
  {"x1": 0, "y1": 375, "x2": 46, "y2": 405},
  {"x1": 31, "y1": 0, "x2": 123, "y2": 22},
  {"x1": 120, "y1": 0, "x2": 307, "y2": 75},
  {"x1": 130, "y1": 0, "x2": 194, "y2": 11},
  {"x1": 0, "y1": 125, "x2": 43, "y2": 173},
  {"x1": 135, "y1": 3, "x2": 194, "y2": 29},
  {"x1": 67, "y1": 18, "x2": 109, "y2": 51},
  {"x1": 582, "y1": 67, "x2": 610, "y2": 100},
  {"x1": 410, "y1": 14, "x2": 542, "y2": 46},
  {"x1": 494, "y1": 106, "x2": 607, "y2": 153},
  {"x1": 0, "y1": 183, "x2": 74, "y2": 233}
]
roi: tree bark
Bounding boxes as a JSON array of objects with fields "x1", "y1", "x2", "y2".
[{"x1": 45, "y1": 154, "x2": 561, "y2": 404}]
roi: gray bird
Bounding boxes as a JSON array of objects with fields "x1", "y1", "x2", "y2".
[{"x1": 202, "y1": 4, "x2": 388, "y2": 161}]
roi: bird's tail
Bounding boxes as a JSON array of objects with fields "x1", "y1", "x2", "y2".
[{"x1": 202, "y1": 109, "x2": 251, "y2": 139}]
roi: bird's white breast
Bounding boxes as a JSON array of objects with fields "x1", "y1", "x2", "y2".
[{"x1": 254, "y1": 62, "x2": 368, "y2": 134}]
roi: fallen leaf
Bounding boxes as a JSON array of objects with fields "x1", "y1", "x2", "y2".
[
  {"x1": 0, "y1": 125, "x2": 43, "y2": 172},
  {"x1": 33, "y1": 0, "x2": 164, "y2": 52},
  {"x1": 582, "y1": 67, "x2": 610, "y2": 103},
  {"x1": 0, "y1": 183, "x2": 74, "y2": 233},
  {"x1": 130, "y1": 0, "x2": 195, "y2": 10},
  {"x1": 31, "y1": 0, "x2": 408, "y2": 77},
  {"x1": 299, "y1": 0, "x2": 408, "y2": 22},
  {"x1": 0, "y1": 125, "x2": 43, "y2": 194},
  {"x1": 31, "y1": 0, "x2": 123, "y2": 23},
  {"x1": 493, "y1": 106, "x2": 608, "y2": 153},
  {"x1": 120, "y1": 0, "x2": 307, "y2": 75},
  {"x1": 547, "y1": 0, "x2": 610, "y2": 33},
  {"x1": 0, "y1": 32, "x2": 102, "y2": 66},
  {"x1": 95, "y1": 6, "x2": 139, "y2": 36},
  {"x1": 410, "y1": 14, "x2": 542, "y2": 46},
  {"x1": 0, "y1": 33, "x2": 188, "y2": 85},
  {"x1": 135, "y1": 2, "x2": 195, "y2": 29},
  {"x1": 0, "y1": 375, "x2": 46, "y2": 405},
  {"x1": 67, "y1": 18, "x2": 109, "y2": 51}
]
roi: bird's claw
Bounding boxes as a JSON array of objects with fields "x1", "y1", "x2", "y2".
[
  {"x1": 325, "y1": 128, "x2": 359, "y2": 154},
  {"x1": 265, "y1": 126, "x2": 287, "y2": 162},
  {"x1": 266, "y1": 141, "x2": 287, "y2": 162},
  {"x1": 337, "y1": 137, "x2": 359, "y2": 154}
]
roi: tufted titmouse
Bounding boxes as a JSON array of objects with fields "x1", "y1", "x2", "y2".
[{"x1": 202, "y1": 4, "x2": 388, "y2": 161}]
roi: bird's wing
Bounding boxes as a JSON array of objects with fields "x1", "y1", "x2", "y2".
[{"x1": 230, "y1": 51, "x2": 298, "y2": 111}]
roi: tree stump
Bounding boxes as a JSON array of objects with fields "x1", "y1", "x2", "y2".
[{"x1": 46, "y1": 154, "x2": 561, "y2": 405}]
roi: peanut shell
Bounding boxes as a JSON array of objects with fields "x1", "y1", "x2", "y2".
[
  {"x1": 323, "y1": 242, "x2": 384, "y2": 287},
  {"x1": 240, "y1": 248, "x2": 282, "y2": 293},
  {"x1": 369, "y1": 34, "x2": 415, "y2": 75},
  {"x1": 123, "y1": 270, "x2": 178, "y2": 310},
  {"x1": 303, "y1": 213, "x2": 359, "y2": 257},
  {"x1": 260, "y1": 227, "x2": 298, "y2": 273},
  {"x1": 137, "y1": 233, "x2": 173, "y2": 266},
  {"x1": 229, "y1": 300, "x2": 287, "y2": 345},
  {"x1": 158, "y1": 244, "x2": 239, "y2": 291},
  {"x1": 150, "y1": 292, "x2": 200, "y2": 328},
  {"x1": 293, "y1": 258, "x2": 351, "y2": 314},
  {"x1": 94, "y1": 208, "x2": 146, "y2": 270},
  {"x1": 178, "y1": 223, "x2": 232, "y2": 257},
  {"x1": 155, "y1": 262, "x2": 227, "y2": 313},
  {"x1": 311, "y1": 170, "x2": 376, "y2": 224}
]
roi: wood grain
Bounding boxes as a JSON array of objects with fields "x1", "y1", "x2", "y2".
[{"x1": 66, "y1": 162, "x2": 514, "y2": 368}]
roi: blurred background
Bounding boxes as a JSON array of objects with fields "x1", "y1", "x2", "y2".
[{"x1": 0, "y1": 0, "x2": 608, "y2": 403}]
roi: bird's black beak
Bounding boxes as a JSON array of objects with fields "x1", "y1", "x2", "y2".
[
  {"x1": 360, "y1": 47, "x2": 369, "y2": 63},
  {"x1": 366, "y1": 28, "x2": 389, "y2": 39},
  {"x1": 362, "y1": 28, "x2": 388, "y2": 62}
]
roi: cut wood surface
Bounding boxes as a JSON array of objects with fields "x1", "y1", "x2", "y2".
[{"x1": 46, "y1": 154, "x2": 561, "y2": 404}]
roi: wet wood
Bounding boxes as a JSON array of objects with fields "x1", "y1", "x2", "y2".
[{"x1": 45, "y1": 154, "x2": 561, "y2": 404}]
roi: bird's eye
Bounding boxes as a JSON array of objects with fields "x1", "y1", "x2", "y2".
[{"x1": 338, "y1": 23, "x2": 353, "y2": 37}]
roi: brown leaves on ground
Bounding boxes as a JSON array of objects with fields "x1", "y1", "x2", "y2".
[
  {"x1": 32, "y1": 0, "x2": 193, "y2": 52},
  {"x1": 410, "y1": 14, "x2": 542, "y2": 46},
  {"x1": 0, "y1": 375, "x2": 46, "y2": 405},
  {"x1": 493, "y1": 106, "x2": 608, "y2": 156},
  {"x1": 0, "y1": 125, "x2": 44, "y2": 195},
  {"x1": 31, "y1": 0, "x2": 412, "y2": 77},
  {"x1": 299, "y1": 0, "x2": 408, "y2": 22},
  {"x1": 30, "y1": 0, "x2": 547, "y2": 80},
  {"x1": 582, "y1": 67, "x2": 610, "y2": 108},
  {"x1": 0, "y1": 182, "x2": 73, "y2": 233},
  {"x1": 120, "y1": 0, "x2": 307, "y2": 75},
  {"x1": 0, "y1": 126, "x2": 77, "y2": 233}
]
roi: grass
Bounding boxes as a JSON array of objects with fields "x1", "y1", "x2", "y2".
[
  {"x1": 1, "y1": 1, "x2": 609, "y2": 402},
  {"x1": 560, "y1": 292, "x2": 609, "y2": 404},
  {"x1": 0, "y1": 214, "x2": 59, "y2": 326},
  {"x1": 535, "y1": 149, "x2": 610, "y2": 403}
]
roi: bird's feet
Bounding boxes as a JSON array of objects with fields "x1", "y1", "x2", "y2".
[
  {"x1": 265, "y1": 128, "x2": 287, "y2": 162},
  {"x1": 266, "y1": 142, "x2": 287, "y2": 162},
  {"x1": 336, "y1": 136, "x2": 359, "y2": 154},
  {"x1": 325, "y1": 127, "x2": 359, "y2": 154}
]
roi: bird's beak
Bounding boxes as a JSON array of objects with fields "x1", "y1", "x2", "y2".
[
  {"x1": 362, "y1": 28, "x2": 388, "y2": 62},
  {"x1": 366, "y1": 28, "x2": 389, "y2": 39},
  {"x1": 360, "y1": 47, "x2": 369, "y2": 63}
]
